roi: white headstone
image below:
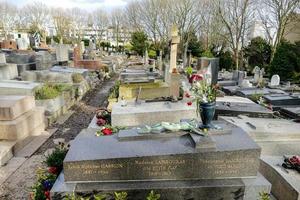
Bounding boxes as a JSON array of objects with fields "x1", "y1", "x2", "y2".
[
  {"x1": 0, "y1": 53, "x2": 6, "y2": 64},
  {"x1": 16, "y1": 38, "x2": 28, "y2": 50},
  {"x1": 253, "y1": 66, "x2": 260, "y2": 84},
  {"x1": 270, "y1": 75, "x2": 280, "y2": 86},
  {"x1": 56, "y1": 44, "x2": 69, "y2": 62}
]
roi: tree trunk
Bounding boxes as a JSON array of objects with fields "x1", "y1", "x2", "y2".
[{"x1": 234, "y1": 48, "x2": 239, "y2": 70}]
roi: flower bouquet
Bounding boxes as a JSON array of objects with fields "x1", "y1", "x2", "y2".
[{"x1": 186, "y1": 75, "x2": 217, "y2": 129}]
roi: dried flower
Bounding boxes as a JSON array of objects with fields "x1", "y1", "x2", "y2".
[{"x1": 187, "y1": 101, "x2": 192, "y2": 106}]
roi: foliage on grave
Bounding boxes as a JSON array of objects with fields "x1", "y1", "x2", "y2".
[
  {"x1": 30, "y1": 143, "x2": 69, "y2": 200},
  {"x1": 35, "y1": 84, "x2": 60, "y2": 100},
  {"x1": 72, "y1": 73, "x2": 85, "y2": 83},
  {"x1": 44, "y1": 143, "x2": 69, "y2": 170},
  {"x1": 35, "y1": 83, "x2": 73, "y2": 100},
  {"x1": 259, "y1": 192, "x2": 270, "y2": 200},
  {"x1": 109, "y1": 80, "x2": 121, "y2": 99},
  {"x1": 249, "y1": 93, "x2": 264, "y2": 103},
  {"x1": 269, "y1": 40, "x2": 300, "y2": 81},
  {"x1": 31, "y1": 168, "x2": 57, "y2": 200},
  {"x1": 130, "y1": 31, "x2": 149, "y2": 56},
  {"x1": 243, "y1": 37, "x2": 272, "y2": 72},
  {"x1": 146, "y1": 190, "x2": 161, "y2": 200},
  {"x1": 189, "y1": 78, "x2": 217, "y2": 104}
]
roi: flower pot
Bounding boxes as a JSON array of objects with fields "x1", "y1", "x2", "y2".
[{"x1": 199, "y1": 102, "x2": 216, "y2": 129}]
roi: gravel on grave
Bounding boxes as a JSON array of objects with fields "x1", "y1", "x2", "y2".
[{"x1": 0, "y1": 78, "x2": 116, "y2": 200}]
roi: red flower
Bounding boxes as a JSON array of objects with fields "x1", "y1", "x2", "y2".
[
  {"x1": 189, "y1": 74, "x2": 203, "y2": 83},
  {"x1": 101, "y1": 128, "x2": 113, "y2": 135},
  {"x1": 44, "y1": 191, "x2": 50, "y2": 199},
  {"x1": 48, "y1": 167, "x2": 58, "y2": 175},
  {"x1": 97, "y1": 118, "x2": 107, "y2": 126},
  {"x1": 185, "y1": 93, "x2": 191, "y2": 98},
  {"x1": 187, "y1": 101, "x2": 192, "y2": 106}
]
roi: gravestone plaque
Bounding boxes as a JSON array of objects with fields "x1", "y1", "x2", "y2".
[
  {"x1": 270, "y1": 75, "x2": 280, "y2": 87},
  {"x1": 63, "y1": 126, "x2": 261, "y2": 182}
]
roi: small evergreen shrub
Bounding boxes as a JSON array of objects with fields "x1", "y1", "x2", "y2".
[{"x1": 35, "y1": 85, "x2": 60, "y2": 100}]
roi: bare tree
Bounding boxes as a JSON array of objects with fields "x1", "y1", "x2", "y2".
[
  {"x1": 92, "y1": 9, "x2": 109, "y2": 45},
  {"x1": 70, "y1": 8, "x2": 88, "y2": 44},
  {"x1": 23, "y1": 2, "x2": 49, "y2": 35},
  {"x1": 259, "y1": 0, "x2": 300, "y2": 60},
  {"x1": 215, "y1": 0, "x2": 254, "y2": 70},
  {"x1": 111, "y1": 8, "x2": 125, "y2": 48},
  {"x1": 0, "y1": 2, "x2": 17, "y2": 39},
  {"x1": 51, "y1": 8, "x2": 72, "y2": 42}
]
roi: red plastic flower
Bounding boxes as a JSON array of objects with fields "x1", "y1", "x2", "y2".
[
  {"x1": 97, "y1": 118, "x2": 107, "y2": 126},
  {"x1": 44, "y1": 191, "x2": 50, "y2": 199},
  {"x1": 187, "y1": 101, "x2": 192, "y2": 106},
  {"x1": 189, "y1": 74, "x2": 203, "y2": 83},
  {"x1": 185, "y1": 93, "x2": 191, "y2": 98},
  {"x1": 101, "y1": 128, "x2": 113, "y2": 135},
  {"x1": 48, "y1": 166, "x2": 58, "y2": 175}
]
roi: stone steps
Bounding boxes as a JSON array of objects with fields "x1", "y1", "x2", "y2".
[{"x1": 0, "y1": 141, "x2": 16, "y2": 166}]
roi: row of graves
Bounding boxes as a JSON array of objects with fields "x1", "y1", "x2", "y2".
[
  {"x1": 218, "y1": 67, "x2": 300, "y2": 120},
  {"x1": 50, "y1": 27, "x2": 299, "y2": 200},
  {"x1": 0, "y1": 38, "x2": 125, "y2": 187}
]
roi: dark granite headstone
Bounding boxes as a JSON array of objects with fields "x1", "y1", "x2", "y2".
[{"x1": 63, "y1": 126, "x2": 261, "y2": 183}]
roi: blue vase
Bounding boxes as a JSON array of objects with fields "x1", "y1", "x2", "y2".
[{"x1": 199, "y1": 102, "x2": 216, "y2": 129}]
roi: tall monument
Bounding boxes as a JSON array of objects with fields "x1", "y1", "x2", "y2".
[{"x1": 169, "y1": 25, "x2": 180, "y2": 73}]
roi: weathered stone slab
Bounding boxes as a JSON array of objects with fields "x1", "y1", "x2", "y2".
[
  {"x1": 63, "y1": 127, "x2": 261, "y2": 182},
  {"x1": 217, "y1": 96, "x2": 254, "y2": 104},
  {"x1": 35, "y1": 51, "x2": 54, "y2": 70},
  {"x1": 280, "y1": 106, "x2": 300, "y2": 119},
  {"x1": 220, "y1": 115, "x2": 300, "y2": 142},
  {"x1": 35, "y1": 95, "x2": 65, "y2": 116},
  {"x1": 260, "y1": 156, "x2": 300, "y2": 200},
  {"x1": 236, "y1": 88, "x2": 286, "y2": 98},
  {"x1": 50, "y1": 66, "x2": 89, "y2": 76},
  {"x1": 0, "y1": 80, "x2": 41, "y2": 96},
  {"x1": 0, "y1": 96, "x2": 35, "y2": 120},
  {"x1": 0, "y1": 107, "x2": 45, "y2": 140},
  {"x1": 51, "y1": 172, "x2": 270, "y2": 200},
  {"x1": 0, "y1": 63, "x2": 18, "y2": 80},
  {"x1": 264, "y1": 93, "x2": 300, "y2": 106},
  {"x1": 215, "y1": 101, "x2": 273, "y2": 118},
  {"x1": 111, "y1": 101, "x2": 197, "y2": 127},
  {"x1": 21, "y1": 70, "x2": 73, "y2": 83}
]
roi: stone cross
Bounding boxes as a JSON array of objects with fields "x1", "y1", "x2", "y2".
[{"x1": 169, "y1": 25, "x2": 180, "y2": 73}]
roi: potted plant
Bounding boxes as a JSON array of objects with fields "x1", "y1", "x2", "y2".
[{"x1": 187, "y1": 76, "x2": 217, "y2": 129}]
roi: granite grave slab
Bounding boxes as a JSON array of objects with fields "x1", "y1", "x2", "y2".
[
  {"x1": 63, "y1": 126, "x2": 261, "y2": 182},
  {"x1": 111, "y1": 101, "x2": 197, "y2": 127},
  {"x1": 0, "y1": 80, "x2": 41, "y2": 96},
  {"x1": 260, "y1": 156, "x2": 300, "y2": 200}
]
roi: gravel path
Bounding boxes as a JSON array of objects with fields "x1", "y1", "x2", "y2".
[{"x1": 0, "y1": 78, "x2": 116, "y2": 200}]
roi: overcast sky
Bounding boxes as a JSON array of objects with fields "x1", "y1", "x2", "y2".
[{"x1": 8, "y1": 0, "x2": 132, "y2": 11}]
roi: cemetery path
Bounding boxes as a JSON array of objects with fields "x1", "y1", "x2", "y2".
[{"x1": 0, "y1": 78, "x2": 116, "y2": 200}]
